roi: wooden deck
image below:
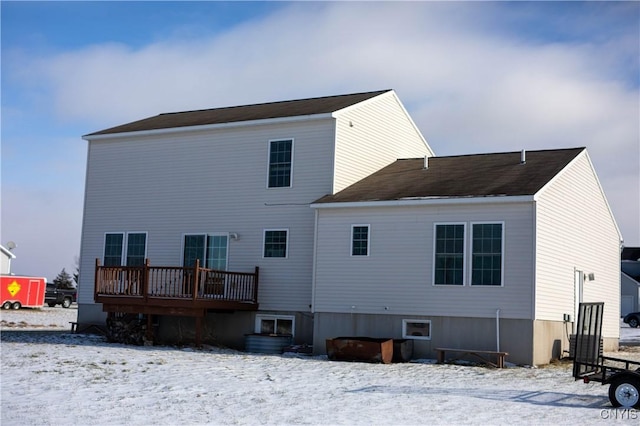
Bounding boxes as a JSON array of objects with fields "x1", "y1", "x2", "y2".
[
  {"x1": 94, "y1": 258, "x2": 259, "y2": 343},
  {"x1": 95, "y1": 258, "x2": 259, "y2": 312}
]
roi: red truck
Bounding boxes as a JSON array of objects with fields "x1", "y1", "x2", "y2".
[{"x1": 1, "y1": 275, "x2": 47, "y2": 309}]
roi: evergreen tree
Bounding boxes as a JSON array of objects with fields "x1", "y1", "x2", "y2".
[
  {"x1": 53, "y1": 268, "x2": 75, "y2": 289},
  {"x1": 73, "y1": 257, "x2": 79, "y2": 285}
]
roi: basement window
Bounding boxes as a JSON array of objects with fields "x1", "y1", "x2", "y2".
[
  {"x1": 402, "y1": 319, "x2": 431, "y2": 340},
  {"x1": 256, "y1": 315, "x2": 294, "y2": 336}
]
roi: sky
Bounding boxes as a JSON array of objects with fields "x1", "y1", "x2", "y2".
[{"x1": 1, "y1": 1, "x2": 639, "y2": 281}]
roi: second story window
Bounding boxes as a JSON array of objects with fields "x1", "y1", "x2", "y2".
[
  {"x1": 263, "y1": 229, "x2": 288, "y2": 258},
  {"x1": 268, "y1": 139, "x2": 293, "y2": 188}
]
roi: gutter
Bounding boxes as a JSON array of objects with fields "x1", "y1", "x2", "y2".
[
  {"x1": 310, "y1": 195, "x2": 535, "y2": 209},
  {"x1": 83, "y1": 112, "x2": 335, "y2": 141}
]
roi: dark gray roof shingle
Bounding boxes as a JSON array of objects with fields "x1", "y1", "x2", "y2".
[
  {"x1": 86, "y1": 90, "x2": 391, "y2": 136},
  {"x1": 314, "y1": 148, "x2": 585, "y2": 203}
]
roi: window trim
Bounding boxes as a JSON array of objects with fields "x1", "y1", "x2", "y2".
[
  {"x1": 432, "y1": 222, "x2": 467, "y2": 286},
  {"x1": 255, "y1": 314, "x2": 295, "y2": 336},
  {"x1": 402, "y1": 319, "x2": 432, "y2": 340},
  {"x1": 181, "y1": 232, "x2": 230, "y2": 269},
  {"x1": 266, "y1": 138, "x2": 294, "y2": 189},
  {"x1": 262, "y1": 229, "x2": 289, "y2": 259},
  {"x1": 103, "y1": 231, "x2": 148, "y2": 267},
  {"x1": 350, "y1": 224, "x2": 370, "y2": 257},
  {"x1": 469, "y1": 221, "x2": 505, "y2": 287}
]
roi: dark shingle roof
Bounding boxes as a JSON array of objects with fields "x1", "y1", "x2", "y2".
[
  {"x1": 622, "y1": 261, "x2": 640, "y2": 282},
  {"x1": 86, "y1": 90, "x2": 391, "y2": 136},
  {"x1": 622, "y1": 247, "x2": 640, "y2": 261},
  {"x1": 315, "y1": 148, "x2": 585, "y2": 204}
]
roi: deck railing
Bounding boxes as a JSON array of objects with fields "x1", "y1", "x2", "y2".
[{"x1": 94, "y1": 258, "x2": 259, "y2": 304}]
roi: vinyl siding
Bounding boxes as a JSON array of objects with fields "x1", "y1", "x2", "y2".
[
  {"x1": 333, "y1": 91, "x2": 433, "y2": 193},
  {"x1": 78, "y1": 118, "x2": 336, "y2": 313},
  {"x1": 1, "y1": 253, "x2": 12, "y2": 275},
  {"x1": 313, "y1": 202, "x2": 535, "y2": 319},
  {"x1": 535, "y1": 151, "x2": 620, "y2": 338}
]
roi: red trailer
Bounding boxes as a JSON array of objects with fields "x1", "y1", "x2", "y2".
[{"x1": 1, "y1": 275, "x2": 47, "y2": 309}]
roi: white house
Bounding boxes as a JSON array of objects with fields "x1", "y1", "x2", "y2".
[
  {"x1": 78, "y1": 90, "x2": 432, "y2": 347},
  {"x1": 311, "y1": 149, "x2": 622, "y2": 365},
  {"x1": 621, "y1": 248, "x2": 640, "y2": 315},
  {"x1": 0, "y1": 244, "x2": 16, "y2": 275},
  {"x1": 78, "y1": 90, "x2": 621, "y2": 365}
]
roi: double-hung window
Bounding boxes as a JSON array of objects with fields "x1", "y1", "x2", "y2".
[
  {"x1": 263, "y1": 229, "x2": 288, "y2": 258},
  {"x1": 432, "y1": 222, "x2": 504, "y2": 286},
  {"x1": 471, "y1": 223, "x2": 503, "y2": 286},
  {"x1": 267, "y1": 139, "x2": 293, "y2": 188},
  {"x1": 351, "y1": 225, "x2": 370, "y2": 256},
  {"x1": 103, "y1": 232, "x2": 147, "y2": 267},
  {"x1": 433, "y1": 224, "x2": 465, "y2": 285},
  {"x1": 183, "y1": 234, "x2": 228, "y2": 269}
]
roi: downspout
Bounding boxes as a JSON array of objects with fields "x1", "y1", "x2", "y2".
[
  {"x1": 496, "y1": 309, "x2": 501, "y2": 353},
  {"x1": 531, "y1": 197, "x2": 538, "y2": 363},
  {"x1": 310, "y1": 208, "x2": 319, "y2": 314}
]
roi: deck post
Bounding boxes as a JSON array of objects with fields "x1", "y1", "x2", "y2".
[
  {"x1": 195, "y1": 315, "x2": 202, "y2": 347},
  {"x1": 253, "y1": 266, "x2": 259, "y2": 303},
  {"x1": 193, "y1": 259, "x2": 200, "y2": 301},
  {"x1": 143, "y1": 258, "x2": 150, "y2": 302},
  {"x1": 146, "y1": 314, "x2": 154, "y2": 343},
  {"x1": 94, "y1": 258, "x2": 101, "y2": 301}
]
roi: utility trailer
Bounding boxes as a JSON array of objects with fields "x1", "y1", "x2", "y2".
[
  {"x1": 0, "y1": 275, "x2": 47, "y2": 309},
  {"x1": 573, "y1": 302, "x2": 640, "y2": 408}
]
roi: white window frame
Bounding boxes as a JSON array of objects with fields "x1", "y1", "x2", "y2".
[
  {"x1": 432, "y1": 222, "x2": 467, "y2": 286},
  {"x1": 262, "y1": 229, "x2": 289, "y2": 259},
  {"x1": 469, "y1": 221, "x2": 505, "y2": 287},
  {"x1": 266, "y1": 138, "x2": 294, "y2": 189},
  {"x1": 180, "y1": 232, "x2": 230, "y2": 269},
  {"x1": 402, "y1": 319, "x2": 432, "y2": 340},
  {"x1": 350, "y1": 224, "x2": 370, "y2": 257},
  {"x1": 255, "y1": 314, "x2": 295, "y2": 336},
  {"x1": 103, "y1": 231, "x2": 148, "y2": 267}
]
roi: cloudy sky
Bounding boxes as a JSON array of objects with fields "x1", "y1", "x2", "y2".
[{"x1": 2, "y1": 1, "x2": 638, "y2": 280}]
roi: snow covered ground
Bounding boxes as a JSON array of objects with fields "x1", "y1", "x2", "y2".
[{"x1": 2, "y1": 307, "x2": 640, "y2": 425}]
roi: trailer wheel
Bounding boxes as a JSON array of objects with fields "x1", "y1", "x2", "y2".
[
  {"x1": 62, "y1": 298, "x2": 72, "y2": 309},
  {"x1": 11, "y1": 302, "x2": 21, "y2": 310},
  {"x1": 609, "y1": 376, "x2": 640, "y2": 408},
  {"x1": 2, "y1": 301, "x2": 12, "y2": 310}
]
